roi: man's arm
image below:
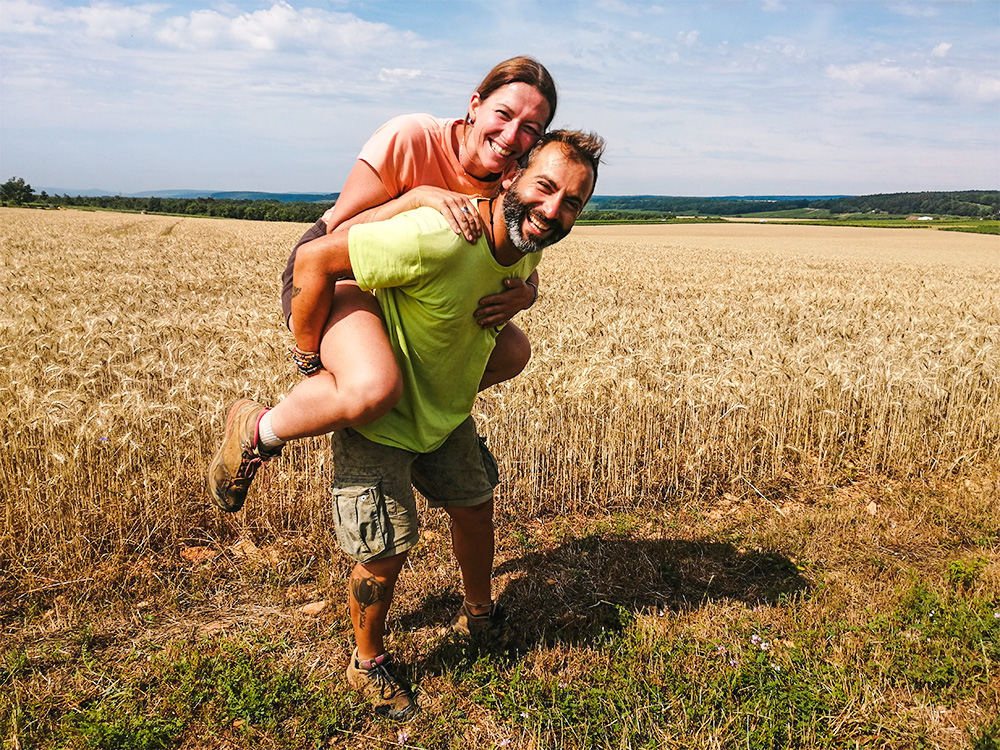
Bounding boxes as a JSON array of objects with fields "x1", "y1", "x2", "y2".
[{"x1": 291, "y1": 231, "x2": 354, "y2": 359}]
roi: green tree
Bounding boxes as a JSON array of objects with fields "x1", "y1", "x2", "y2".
[{"x1": 1, "y1": 176, "x2": 34, "y2": 205}]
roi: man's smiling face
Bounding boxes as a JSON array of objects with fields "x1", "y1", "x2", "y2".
[{"x1": 501, "y1": 142, "x2": 595, "y2": 256}]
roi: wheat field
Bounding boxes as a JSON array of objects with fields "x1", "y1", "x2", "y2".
[
  {"x1": 1, "y1": 207, "x2": 998, "y2": 595},
  {"x1": 1, "y1": 208, "x2": 998, "y2": 748}
]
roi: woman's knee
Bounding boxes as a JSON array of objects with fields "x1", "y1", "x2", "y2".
[
  {"x1": 317, "y1": 285, "x2": 402, "y2": 421},
  {"x1": 342, "y1": 368, "x2": 402, "y2": 422},
  {"x1": 488, "y1": 325, "x2": 532, "y2": 380}
]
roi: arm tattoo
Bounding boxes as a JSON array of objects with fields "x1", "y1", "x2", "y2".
[
  {"x1": 351, "y1": 573, "x2": 386, "y2": 629},
  {"x1": 291, "y1": 284, "x2": 302, "y2": 299}
]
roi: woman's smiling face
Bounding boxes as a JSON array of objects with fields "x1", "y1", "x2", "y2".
[{"x1": 466, "y1": 82, "x2": 550, "y2": 176}]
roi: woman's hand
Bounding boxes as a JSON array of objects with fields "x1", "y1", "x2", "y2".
[
  {"x1": 316, "y1": 162, "x2": 483, "y2": 240},
  {"x1": 475, "y1": 277, "x2": 537, "y2": 328},
  {"x1": 403, "y1": 186, "x2": 483, "y2": 242}
]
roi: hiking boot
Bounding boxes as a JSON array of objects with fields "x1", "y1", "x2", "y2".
[
  {"x1": 345, "y1": 651, "x2": 419, "y2": 721},
  {"x1": 207, "y1": 399, "x2": 281, "y2": 512},
  {"x1": 449, "y1": 600, "x2": 506, "y2": 637}
]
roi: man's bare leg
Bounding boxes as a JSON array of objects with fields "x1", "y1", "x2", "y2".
[
  {"x1": 349, "y1": 552, "x2": 408, "y2": 660},
  {"x1": 345, "y1": 551, "x2": 417, "y2": 721},
  {"x1": 445, "y1": 501, "x2": 495, "y2": 614}
]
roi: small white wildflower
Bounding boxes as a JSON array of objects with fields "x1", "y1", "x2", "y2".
[
  {"x1": 397, "y1": 729, "x2": 409, "y2": 744},
  {"x1": 751, "y1": 634, "x2": 761, "y2": 645},
  {"x1": 760, "y1": 641, "x2": 771, "y2": 651},
  {"x1": 993, "y1": 611, "x2": 999, "y2": 619},
  {"x1": 771, "y1": 663, "x2": 781, "y2": 672}
]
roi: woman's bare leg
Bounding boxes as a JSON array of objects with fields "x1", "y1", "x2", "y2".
[
  {"x1": 268, "y1": 281, "x2": 402, "y2": 439},
  {"x1": 479, "y1": 323, "x2": 531, "y2": 391}
]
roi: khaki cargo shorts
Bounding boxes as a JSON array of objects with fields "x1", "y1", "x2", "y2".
[{"x1": 329, "y1": 416, "x2": 499, "y2": 564}]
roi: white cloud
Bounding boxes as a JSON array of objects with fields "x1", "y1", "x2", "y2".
[
  {"x1": 826, "y1": 61, "x2": 1000, "y2": 104},
  {"x1": 67, "y1": 2, "x2": 161, "y2": 40},
  {"x1": 889, "y1": 3, "x2": 938, "y2": 19},
  {"x1": 378, "y1": 68, "x2": 422, "y2": 83},
  {"x1": 2, "y1": 0, "x2": 55, "y2": 33},
  {"x1": 931, "y1": 42, "x2": 952, "y2": 58},
  {"x1": 593, "y1": 0, "x2": 666, "y2": 18},
  {"x1": 677, "y1": 30, "x2": 700, "y2": 47},
  {"x1": 153, "y1": 2, "x2": 409, "y2": 52}
]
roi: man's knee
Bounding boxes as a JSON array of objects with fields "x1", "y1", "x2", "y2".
[
  {"x1": 350, "y1": 551, "x2": 408, "y2": 593},
  {"x1": 446, "y1": 499, "x2": 494, "y2": 529}
]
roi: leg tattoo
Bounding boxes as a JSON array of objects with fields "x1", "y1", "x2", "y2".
[{"x1": 351, "y1": 572, "x2": 386, "y2": 629}]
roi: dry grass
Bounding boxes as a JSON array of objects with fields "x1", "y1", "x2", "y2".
[{"x1": 1, "y1": 208, "x2": 998, "y2": 749}]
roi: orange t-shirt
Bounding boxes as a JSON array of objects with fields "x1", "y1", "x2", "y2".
[
  {"x1": 359, "y1": 114, "x2": 503, "y2": 200},
  {"x1": 281, "y1": 114, "x2": 502, "y2": 325}
]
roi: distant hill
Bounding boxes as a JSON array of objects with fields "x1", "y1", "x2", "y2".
[
  {"x1": 131, "y1": 190, "x2": 340, "y2": 203},
  {"x1": 38, "y1": 187, "x2": 340, "y2": 204},
  {"x1": 584, "y1": 191, "x2": 999, "y2": 219},
  {"x1": 587, "y1": 195, "x2": 821, "y2": 216},
  {"x1": 810, "y1": 191, "x2": 998, "y2": 217},
  {"x1": 25, "y1": 188, "x2": 998, "y2": 221}
]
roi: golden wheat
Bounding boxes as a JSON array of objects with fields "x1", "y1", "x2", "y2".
[
  {"x1": 1, "y1": 208, "x2": 997, "y2": 595},
  {"x1": 481, "y1": 223, "x2": 1000, "y2": 516}
]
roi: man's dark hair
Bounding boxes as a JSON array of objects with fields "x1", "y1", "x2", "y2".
[{"x1": 521, "y1": 130, "x2": 606, "y2": 188}]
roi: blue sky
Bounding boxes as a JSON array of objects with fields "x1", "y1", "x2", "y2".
[{"x1": 2, "y1": 0, "x2": 998, "y2": 196}]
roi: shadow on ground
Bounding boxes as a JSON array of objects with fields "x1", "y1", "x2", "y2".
[{"x1": 394, "y1": 534, "x2": 809, "y2": 669}]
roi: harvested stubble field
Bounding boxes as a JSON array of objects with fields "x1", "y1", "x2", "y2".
[{"x1": 1, "y1": 207, "x2": 998, "y2": 749}]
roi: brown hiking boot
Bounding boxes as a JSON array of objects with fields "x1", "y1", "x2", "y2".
[
  {"x1": 207, "y1": 399, "x2": 280, "y2": 512},
  {"x1": 345, "y1": 651, "x2": 418, "y2": 721},
  {"x1": 449, "y1": 600, "x2": 506, "y2": 637}
]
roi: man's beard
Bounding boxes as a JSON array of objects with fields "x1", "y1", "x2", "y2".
[{"x1": 502, "y1": 177, "x2": 570, "y2": 254}]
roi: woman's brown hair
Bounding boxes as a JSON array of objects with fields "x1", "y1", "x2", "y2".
[{"x1": 469, "y1": 56, "x2": 558, "y2": 129}]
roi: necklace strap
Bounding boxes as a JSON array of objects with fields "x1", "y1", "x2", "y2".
[{"x1": 487, "y1": 197, "x2": 497, "y2": 251}]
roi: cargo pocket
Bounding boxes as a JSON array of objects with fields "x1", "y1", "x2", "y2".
[
  {"x1": 478, "y1": 435, "x2": 500, "y2": 489},
  {"x1": 331, "y1": 482, "x2": 391, "y2": 562}
]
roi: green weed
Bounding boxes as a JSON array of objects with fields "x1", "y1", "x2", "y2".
[
  {"x1": 947, "y1": 557, "x2": 988, "y2": 591},
  {"x1": 66, "y1": 692, "x2": 183, "y2": 750},
  {"x1": 885, "y1": 578, "x2": 999, "y2": 698},
  {"x1": 970, "y1": 716, "x2": 1000, "y2": 750}
]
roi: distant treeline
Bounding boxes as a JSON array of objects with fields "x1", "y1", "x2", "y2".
[
  {"x1": 585, "y1": 196, "x2": 811, "y2": 217},
  {"x1": 810, "y1": 191, "x2": 999, "y2": 217},
  {"x1": 34, "y1": 194, "x2": 333, "y2": 223},
  {"x1": 585, "y1": 191, "x2": 999, "y2": 218},
  {"x1": 13, "y1": 187, "x2": 1000, "y2": 222}
]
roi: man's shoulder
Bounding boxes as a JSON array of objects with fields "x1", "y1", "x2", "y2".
[
  {"x1": 402, "y1": 205, "x2": 453, "y2": 229},
  {"x1": 351, "y1": 207, "x2": 465, "y2": 261}
]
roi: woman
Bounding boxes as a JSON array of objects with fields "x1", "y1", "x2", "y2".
[{"x1": 209, "y1": 56, "x2": 557, "y2": 513}]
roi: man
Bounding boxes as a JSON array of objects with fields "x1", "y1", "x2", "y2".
[{"x1": 218, "y1": 130, "x2": 603, "y2": 720}]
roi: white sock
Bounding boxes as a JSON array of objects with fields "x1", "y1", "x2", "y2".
[{"x1": 257, "y1": 410, "x2": 286, "y2": 449}]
